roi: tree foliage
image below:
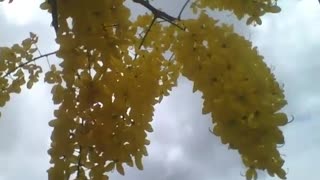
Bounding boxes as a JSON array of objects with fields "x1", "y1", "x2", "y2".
[{"x1": 0, "y1": 0, "x2": 289, "y2": 179}]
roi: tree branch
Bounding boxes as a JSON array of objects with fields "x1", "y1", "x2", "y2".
[
  {"x1": 48, "y1": 0, "x2": 58, "y2": 34},
  {"x1": 132, "y1": 0, "x2": 190, "y2": 59},
  {"x1": 138, "y1": 16, "x2": 156, "y2": 50},
  {"x1": 76, "y1": 145, "x2": 83, "y2": 179},
  {"x1": 4, "y1": 50, "x2": 58, "y2": 78},
  {"x1": 178, "y1": 0, "x2": 190, "y2": 20},
  {"x1": 132, "y1": 0, "x2": 177, "y2": 22},
  {"x1": 134, "y1": 16, "x2": 156, "y2": 60}
]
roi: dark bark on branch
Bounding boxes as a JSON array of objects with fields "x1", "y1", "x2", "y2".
[
  {"x1": 48, "y1": 0, "x2": 58, "y2": 33},
  {"x1": 132, "y1": 0, "x2": 178, "y2": 21},
  {"x1": 4, "y1": 51, "x2": 57, "y2": 78}
]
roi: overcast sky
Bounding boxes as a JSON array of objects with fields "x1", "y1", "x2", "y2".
[{"x1": 0, "y1": 0, "x2": 319, "y2": 180}]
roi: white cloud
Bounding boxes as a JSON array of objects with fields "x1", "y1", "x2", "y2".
[{"x1": 0, "y1": 0, "x2": 44, "y2": 25}]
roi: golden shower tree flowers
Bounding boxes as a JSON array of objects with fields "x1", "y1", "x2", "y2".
[{"x1": 0, "y1": 0, "x2": 289, "y2": 179}]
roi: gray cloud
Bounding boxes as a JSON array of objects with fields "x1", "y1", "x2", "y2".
[
  {"x1": 251, "y1": 0, "x2": 320, "y2": 179},
  {"x1": 1, "y1": 0, "x2": 320, "y2": 180},
  {"x1": 109, "y1": 78, "x2": 244, "y2": 180},
  {"x1": 0, "y1": 1, "x2": 56, "y2": 179}
]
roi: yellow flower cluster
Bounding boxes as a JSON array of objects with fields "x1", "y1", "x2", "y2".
[
  {"x1": 42, "y1": 1, "x2": 180, "y2": 179},
  {"x1": 173, "y1": 13, "x2": 287, "y2": 180},
  {"x1": 192, "y1": 0, "x2": 281, "y2": 25},
  {"x1": 0, "y1": 33, "x2": 40, "y2": 113},
  {"x1": 0, "y1": 0, "x2": 287, "y2": 179}
]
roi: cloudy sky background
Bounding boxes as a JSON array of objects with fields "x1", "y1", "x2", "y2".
[{"x1": 0, "y1": 0, "x2": 319, "y2": 179}]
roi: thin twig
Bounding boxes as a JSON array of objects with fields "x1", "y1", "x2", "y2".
[
  {"x1": 132, "y1": 0, "x2": 188, "y2": 56},
  {"x1": 34, "y1": 43, "x2": 51, "y2": 67},
  {"x1": 133, "y1": 0, "x2": 186, "y2": 30},
  {"x1": 178, "y1": 0, "x2": 190, "y2": 20},
  {"x1": 166, "y1": 20, "x2": 185, "y2": 31},
  {"x1": 154, "y1": 20, "x2": 185, "y2": 30},
  {"x1": 134, "y1": 16, "x2": 157, "y2": 60},
  {"x1": 168, "y1": 53, "x2": 175, "y2": 61},
  {"x1": 76, "y1": 145, "x2": 83, "y2": 179},
  {"x1": 288, "y1": 115, "x2": 294, "y2": 124},
  {"x1": 208, "y1": 127, "x2": 214, "y2": 134},
  {"x1": 132, "y1": 0, "x2": 177, "y2": 22},
  {"x1": 76, "y1": 117, "x2": 87, "y2": 179},
  {"x1": 4, "y1": 50, "x2": 58, "y2": 78},
  {"x1": 138, "y1": 16, "x2": 156, "y2": 50},
  {"x1": 87, "y1": 50, "x2": 93, "y2": 76}
]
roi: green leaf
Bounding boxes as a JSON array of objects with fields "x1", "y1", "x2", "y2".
[
  {"x1": 116, "y1": 163, "x2": 125, "y2": 175},
  {"x1": 269, "y1": 6, "x2": 281, "y2": 13},
  {"x1": 135, "y1": 156, "x2": 144, "y2": 170},
  {"x1": 26, "y1": 80, "x2": 33, "y2": 89},
  {"x1": 51, "y1": 84, "x2": 64, "y2": 104},
  {"x1": 105, "y1": 162, "x2": 115, "y2": 171},
  {"x1": 22, "y1": 38, "x2": 32, "y2": 50},
  {"x1": 39, "y1": 2, "x2": 50, "y2": 10}
]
